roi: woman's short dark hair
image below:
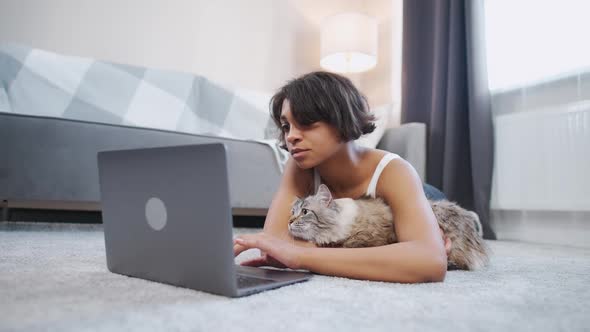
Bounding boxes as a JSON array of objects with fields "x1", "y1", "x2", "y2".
[{"x1": 270, "y1": 71, "x2": 376, "y2": 150}]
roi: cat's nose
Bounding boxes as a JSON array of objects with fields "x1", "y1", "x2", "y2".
[{"x1": 288, "y1": 218, "x2": 295, "y2": 225}]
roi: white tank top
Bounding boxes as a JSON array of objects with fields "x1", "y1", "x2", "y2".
[{"x1": 313, "y1": 153, "x2": 401, "y2": 198}]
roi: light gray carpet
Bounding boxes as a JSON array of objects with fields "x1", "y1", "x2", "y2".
[{"x1": 1, "y1": 222, "x2": 589, "y2": 332}]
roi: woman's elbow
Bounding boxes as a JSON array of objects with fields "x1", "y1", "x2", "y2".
[
  {"x1": 424, "y1": 253, "x2": 447, "y2": 282},
  {"x1": 393, "y1": 252, "x2": 447, "y2": 284},
  {"x1": 429, "y1": 258, "x2": 447, "y2": 282},
  {"x1": 411, "y1": 248, "x2": 447, "y2": 283},
  {"x1": 397, "y1": 257, "x2": 446, "y2": 284}
]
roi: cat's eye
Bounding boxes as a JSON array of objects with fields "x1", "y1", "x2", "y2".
[{"x1": 302, "y1": 208, "x2": 308, "y2": 215}]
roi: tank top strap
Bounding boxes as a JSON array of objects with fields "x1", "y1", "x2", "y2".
[
  {"x1": 365, "y1": 153, "x2": 401, "y2": 198},
  {"x1": 313, "y1": 153, "x2": 400, "y2": 197}
]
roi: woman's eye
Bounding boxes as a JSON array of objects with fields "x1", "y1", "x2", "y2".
[
  {"x1": 302, "y1": 208, "x2": 308, "y2": 215},
  {"x1": 281, "y1": 124, "x2": 290, "y2": 132}
]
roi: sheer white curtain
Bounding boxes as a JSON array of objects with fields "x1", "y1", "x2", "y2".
[{"x1": 484, "y1": 0, "x2": 590, "y2": 247}]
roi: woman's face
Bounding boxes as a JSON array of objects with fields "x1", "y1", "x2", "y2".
[{"x1": 280, "y1": 99, "x2": 343, "y2": 169}]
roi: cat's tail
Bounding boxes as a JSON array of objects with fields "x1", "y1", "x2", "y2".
[
  {"x1": 449, "y1": 236, "x2": 491, "y2": 271},
  {"x1": 449, "y1": 211, "x2": 490, "y2": 271}
]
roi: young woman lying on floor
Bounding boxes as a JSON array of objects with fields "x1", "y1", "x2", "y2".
[{"x1": 233, "y1": 71, "x2": 451, "y2": 283}]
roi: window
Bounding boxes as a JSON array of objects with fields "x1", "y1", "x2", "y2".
[{"x1": 484, "y1": 0, "x2": 590, "y2": 91}]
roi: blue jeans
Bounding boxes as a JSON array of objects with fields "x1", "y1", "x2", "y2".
[{"x1": 423, "y1": 183, "x2": 446, "y2": 201}]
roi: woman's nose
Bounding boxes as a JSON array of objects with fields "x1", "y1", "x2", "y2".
[{"x1": 286, "y1": 127, "x2": 302, "y2": 143}]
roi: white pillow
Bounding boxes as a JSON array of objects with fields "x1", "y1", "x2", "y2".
[{"x1": 355, "y1": 103, "x2": 392, "y2": 149}]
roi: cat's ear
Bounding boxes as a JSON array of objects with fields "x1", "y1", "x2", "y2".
[
  {"x1": 291, "y1": 196, "x2": 302, "y2": 206},
  {"x1": 316, "y1": 184, "x2": 333, "y2": 207}
]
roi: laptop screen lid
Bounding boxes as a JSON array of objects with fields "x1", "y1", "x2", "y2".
[{"x1": 97, "y1": 143, "x2": 237, "y2": 296}]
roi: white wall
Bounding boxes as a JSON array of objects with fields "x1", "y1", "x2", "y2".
[
  {"x1": 364, "y1": 0, "x2": 403, "y2": 126},
  {"x1": 0, "y1": 0, "x2": 200, "y2": 78},
  {"x1": 0, "y1": 0, "x2": 400, "y2": 110},
  {"x1": 290, "y1": 0, "x2": 403, "y2": 123}
]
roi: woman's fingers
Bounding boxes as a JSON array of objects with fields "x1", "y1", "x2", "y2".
[
  {"x1": 240, "y1": 257, "x2": 267, "y2": 267},
  {"x1": 235, "y1": 234, "x2": 290, "y2": 268},
  {"x1": 233, "y1": 243, "x2": 248, "y2": 257},
  {"x1": 233, "y1": 234, "x2": 264, "y2": 255},
  {"x1": 235, "y1": 234, "x2": 271, "y2": 253},
  {"x1": 234, "y1": 233, "x2": 302, "y2": 269}
]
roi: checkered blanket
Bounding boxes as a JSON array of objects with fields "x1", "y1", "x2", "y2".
[{"x1": 0, "y1": 43, "x2": 290, "y2": 170}]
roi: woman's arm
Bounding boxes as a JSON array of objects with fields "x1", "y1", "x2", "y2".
[
  {"x1": 300, "y1": 241, "x2": 445, "y2": 283},
  {"x1": 304, "y1": 157, "x2": 447, "y2": 282},
  {"x1": 236, "y1": 157, "x2": 448, "y2": 283},
  {"x1": 235, "y1": 234, "x2": 446, "y2": 283},
  {"x1": 261, "y1": 158, "x2": 310, "y2": 240},
  {"x1": 234, "y1": 158, "x2": 316, "y2": 258}
]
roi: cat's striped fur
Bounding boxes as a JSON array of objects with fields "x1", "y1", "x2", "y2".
[{"x1": 288, "y1": 184, "x2": 490, "y2": 270}]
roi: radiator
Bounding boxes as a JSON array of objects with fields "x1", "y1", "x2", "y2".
[{"x1": 491, "y1": 100, "x2": 590, "y2": 211}]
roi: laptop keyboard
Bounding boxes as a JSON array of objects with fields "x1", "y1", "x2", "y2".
[{"x1": 236, "y1": 274, "x2": 277, "y2": 288}]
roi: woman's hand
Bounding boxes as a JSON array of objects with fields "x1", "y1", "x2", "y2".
[
  {"x1": 234, "y1": 238, "x2": 288, "y2": 269},
  {"x1": 233, "y1": 232, "x2": 310, "y2": 270}
]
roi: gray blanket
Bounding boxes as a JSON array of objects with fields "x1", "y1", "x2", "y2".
[{"x1": 0, "y1": 43, "x2": 290, "y2": 170}]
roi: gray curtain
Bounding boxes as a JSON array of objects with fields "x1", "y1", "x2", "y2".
[{"x1": 401, "y1": 0, "x2": 496, "y2": 239}]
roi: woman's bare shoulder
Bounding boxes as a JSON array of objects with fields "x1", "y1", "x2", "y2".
[
  {"x1": 363, "y1": 147, "x2": 399, "y2": 170},
  {"x1": 374, "y1": 155, "x2": 420, "y2": 199}
]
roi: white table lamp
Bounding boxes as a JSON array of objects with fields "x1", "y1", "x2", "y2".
[{"x1": 320, "y1": 12, "x2": 378, "y2": 74}]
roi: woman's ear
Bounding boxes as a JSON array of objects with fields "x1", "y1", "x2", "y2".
[{"x1": 316, "y1": 184, "x2": 333, "y2": 207}]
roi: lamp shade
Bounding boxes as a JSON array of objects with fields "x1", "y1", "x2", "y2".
[{"x1": 320, "y1": 13, "x2": 378, "y2": 73}]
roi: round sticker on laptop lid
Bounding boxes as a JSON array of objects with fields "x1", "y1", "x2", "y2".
[{"x1": 145, "y1": 197, "x2": 167, "y2": 231}]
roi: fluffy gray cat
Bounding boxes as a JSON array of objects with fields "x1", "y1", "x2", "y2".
[{"x1": 288, "y1": 184, "x2": 490, "y2": 270}]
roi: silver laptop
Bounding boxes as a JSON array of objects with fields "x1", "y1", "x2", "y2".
[{"x1": 97, "y1": 143, "x2": 312, "y2": 297}]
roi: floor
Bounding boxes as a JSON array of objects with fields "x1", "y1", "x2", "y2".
[{"x1": 1, "y1": 221, "x2": 589, "y2": 332}]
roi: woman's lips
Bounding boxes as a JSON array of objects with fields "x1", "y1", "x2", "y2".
[{"x1": 292, "y1": 150, "x2": 309, "y2": 159}]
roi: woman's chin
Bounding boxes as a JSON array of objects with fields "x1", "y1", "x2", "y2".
[
  {"x1": 292, "y1": 157, "x2": 318, "y2": 170},
  {"x1": 292, "y1": 158, "x2": 311, "y2": 169}
]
